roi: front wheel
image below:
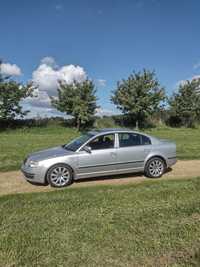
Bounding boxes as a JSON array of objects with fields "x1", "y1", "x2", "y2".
[
  {"x1": 46, "y1": 164, "x2": 73, "y2": 188},
  {"x1": 145, "y1": 157, "x2": 165, "y2": 178}
]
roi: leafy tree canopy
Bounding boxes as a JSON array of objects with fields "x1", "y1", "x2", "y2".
[
  {"x1": 51, "y1": 79, "x2": 98, "y2": 130},
  {"x1": 111, "y1": 69, "x2": 165, "y2": 128},
  {"x1": 0, "y1": 61, "x2": 35, "y2": 120},
  {"x1": 168, "y1": 78, "x2": 200, "y2": 127}
]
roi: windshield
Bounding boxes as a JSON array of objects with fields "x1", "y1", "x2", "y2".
[{"x1": 63, "y1": 133, "x2": 94, "y2": 152}]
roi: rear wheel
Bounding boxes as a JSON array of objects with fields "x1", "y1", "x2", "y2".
[
  {"x1": 145, "y1": 157, "x2": 165, "y2": 178},
  {"x1": 47, "y1": 164, "x2": 73, "y2": 188}
]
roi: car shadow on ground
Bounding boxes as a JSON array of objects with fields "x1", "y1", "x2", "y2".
[
  {"x1": 75, "y1": 172, "x2": 143, "y2": 184},
  {"x1": 27, "y1": 168, "x2": 173, "y2": 187},
  {"x1": 75, "y1": 167, "x2": 173, "y2": 184}
]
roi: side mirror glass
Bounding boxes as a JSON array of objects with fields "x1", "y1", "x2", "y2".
[{"x1": 83, "y1": 145, "x2": 92, "y2": 153}]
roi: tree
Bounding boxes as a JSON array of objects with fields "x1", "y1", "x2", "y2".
[
  {"x1": 0, "y1": 81, "x2": 35, "y2": 120},
  {"x1": 0, "y1": 59, "x2": 4, "y2": 83},
  {"x1": 51, "y1": 79, "x2": 98, "y2": 130},
  {"x1": 168, "y1": 79, "x2": 200, "y2": 127},
  {"x1": 111, "y1": 69, "x2": 165, "y2": 128},
  {"x1": 0, "y1": 61, "x2": 35, "y2": 120}
]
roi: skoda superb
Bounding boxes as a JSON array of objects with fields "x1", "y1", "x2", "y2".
[{"x1": 21, "y1": 128, "x2": 177, "y2": 188}]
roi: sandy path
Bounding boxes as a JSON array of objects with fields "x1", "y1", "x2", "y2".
[{"x1": 0, "y1": 160, "x2": 199, "y2": 196}]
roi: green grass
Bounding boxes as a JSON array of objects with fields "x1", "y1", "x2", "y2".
[
  {"x1": 0, "y1": 178, "x2": 200, "y2": 266},
  {"x1": 1, "y1": 124, "x2": 200, "y2": 172},
  {"x1": 146, "y1": 125, "x2": 200, "y2": 160},
  {"x1": 0, "y1": 126, "x2": 79, "y2": 172}
]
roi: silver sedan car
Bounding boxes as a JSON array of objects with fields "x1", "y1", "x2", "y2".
[{"x1": 21, "y1": 128, "x2": 177, "y2": 188}]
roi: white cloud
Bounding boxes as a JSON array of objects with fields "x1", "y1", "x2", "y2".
[
  {"x1": 32, "y1": 57, "x2": 87, "y2": 96},
  {"x1": 23, "y1": 90, "x2": 51, "y2": 109},
  {"x1": 95, "y1": 108, "x2": 117, "y2": 117},
  {"x1": 40, "y1": 56, "x2": 57, "y2": 68},
  {"x1": 0, "y1": 62, "x2": 22, "y2": 76},
  {"x1": 32, "y1": 64, "x2": 60, "y2": 96},
  {"x1": 21, "y1": 57, "x2": 87, "y2": 118},
  {"x1": 176, "y1": 75, "x2": 200, "y2": 88},
  {"x1": 96, "y1": 79, "x2": 106, "y2": 87},
  {"x1": 191, "y1": 75, "x2": 200, "y2": 81},
  {"x1": 176, "y1": 79, "x2": 188, "y2": 87},
  {"x1": 24, "y1": 105, "x2": 67, "y2": 119},
  {"x1": 22, "y1": 89, "x2": 65, "y2": 118},
  {"x1": 59, "y1": 65, "x2": 87, "y2": 84}
]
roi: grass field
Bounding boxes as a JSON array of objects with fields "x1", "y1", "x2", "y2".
[
  {"x1": 0, "y1": 124, "x2": 200, "y2": 172},
  {"x1": 146, "y1": 126, "x2": 200, "y2": 160},
  {"x1": 0, "y1": 178, "x2": 200, "y2": 267},
  {"x1": 0, "y1": 126, "x2": 79, "y2": 172}
]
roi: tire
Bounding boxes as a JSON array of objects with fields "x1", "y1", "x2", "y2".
[
  {"x1": 145, "y1": 157, "x2": 166, "y2": 178},
  {"x1": 46, "y1": 164, "x2": 73, "y2": 188}
]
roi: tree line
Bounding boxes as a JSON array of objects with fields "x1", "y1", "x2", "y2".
[{"x1": 1, "y1": 60, "x2": 200, "y2": 130}]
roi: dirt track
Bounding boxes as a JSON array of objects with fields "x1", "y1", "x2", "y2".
[{"x1": 0, "y1": 160, "x2": 200, "y2": 196}]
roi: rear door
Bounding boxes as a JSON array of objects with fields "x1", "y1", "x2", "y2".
[{"x1": 116, "y1": 132, "x2": 152, "y2": 171}]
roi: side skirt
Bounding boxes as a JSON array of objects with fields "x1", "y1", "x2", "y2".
[{"x1": 75, "y1": 167, "x2": 144, "y2": 180}]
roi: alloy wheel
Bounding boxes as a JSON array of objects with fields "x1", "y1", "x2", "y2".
[
  {"x1": 50, "y1": 166, "x2": 71, "y2": 187},
  {"x1": 148, "y1": 159, "x2": 164, "y2": 177}
]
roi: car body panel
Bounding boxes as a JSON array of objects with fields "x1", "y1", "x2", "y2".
[
  {"x1": 115, "y1": 145, "x2": 151, "y2": 170},
  {"x1": 21, "y1": 128, "x2": 177, "y2": 184},
  {"x1": 26, "y1": 146, "x2": 75, "y2": 162},
  {"x1": 77, "y1": 148, "x2": 118, "y2": 178}
]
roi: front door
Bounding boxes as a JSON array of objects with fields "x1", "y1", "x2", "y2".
[{"x1": 77, "y1": 133, "x2": 117, "y2": 178}]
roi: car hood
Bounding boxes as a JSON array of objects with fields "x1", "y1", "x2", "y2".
[{"x1": 28, "y1": 146, "x2": 75, "y2": 161}]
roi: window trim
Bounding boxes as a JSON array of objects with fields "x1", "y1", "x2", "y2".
[
  {"x1": 117, "y1": 132, "x2": 151, "y2": 148},
  {"x1": 141, "y1": 134, "x2": 152, "y2": 146},
  {"x1": 79, "y1": 133, "x2": 117, "y2": 151}
]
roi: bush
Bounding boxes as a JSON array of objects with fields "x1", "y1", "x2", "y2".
[
  {"x1": 93, "y1": 116, "x2": 117, "y2": 129},
  {"x1": 112, "y1": 114, "x2": 156, "y2": 129},
  {"x1": 0, "y1": 119, "x2": 48, "y2": 130},
  {"x1": 0, "y1": 117, "x2": 67, "y2": 130}
]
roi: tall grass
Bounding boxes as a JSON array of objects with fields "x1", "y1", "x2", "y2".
[{"x1": 0, "y1": 178, "x2": 200, "y2": 266}]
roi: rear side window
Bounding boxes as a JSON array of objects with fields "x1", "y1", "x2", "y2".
[
  {"x1": 119, "y1": 133, "x2": 141, "y2": 147},
  {"x1": 118, "y1": 133, "x2": 151, "y2": 147},
  {"x1": 141, "y1": 135, "x2": 151, "y2": 145}
]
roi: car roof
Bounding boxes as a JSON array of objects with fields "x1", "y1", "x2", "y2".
[{"x1": 89, "y1": 128, "x2": 149, "y2": 136}]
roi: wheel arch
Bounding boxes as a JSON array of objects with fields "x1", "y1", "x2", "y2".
[
  {"x1": 45, "y1": 162, "x2": 75, "y2": 184},
  {"x1": 145, "y1": 155, "x2": 167, "y2": 169}
]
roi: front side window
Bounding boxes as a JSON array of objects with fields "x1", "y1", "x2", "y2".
[
  {"x1": 63, "y1": 133, "x2": 94, "y2": 151},
  {"x1": 118, "y1": 133, "x2": 151, "y2": 147},
  {"x1": 88, "y1": 134, "x2": 115, "y2": 150}
]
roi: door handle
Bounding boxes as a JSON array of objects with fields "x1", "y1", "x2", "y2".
[
  {"x1": 110, "y1": 152, "x2": 117, "y2": 158},
  {"x1": 144, "y1": 149, "x2": 151, "y2": 153}
]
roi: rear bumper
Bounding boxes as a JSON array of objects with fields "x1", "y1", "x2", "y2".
[{"x1": 167, "y1": 157, "x2": 177, "y2": 167}]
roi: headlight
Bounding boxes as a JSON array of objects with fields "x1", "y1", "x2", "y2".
[
  {"x1": 23, "y1": 157, "x2": 28, "y2": 165},
  {"x1": 28, "y1": 160, "x2": 39, "y2": 168}
]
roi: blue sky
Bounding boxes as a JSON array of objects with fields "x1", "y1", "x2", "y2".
[{"x1": 1, "y1": 0, "x2": 200, "y2": 116}]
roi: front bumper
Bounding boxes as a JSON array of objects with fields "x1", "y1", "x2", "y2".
[
  {"x1": 21, "y1": 164, "x2": 46, "y2": 184},
  {"x1": 21, "y1": 169, "x2": 35, "y2": 180}
]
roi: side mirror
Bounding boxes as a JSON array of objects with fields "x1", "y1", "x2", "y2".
[{"x1": 83, "y1": 145, "x2": 92, "y2": 153}]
